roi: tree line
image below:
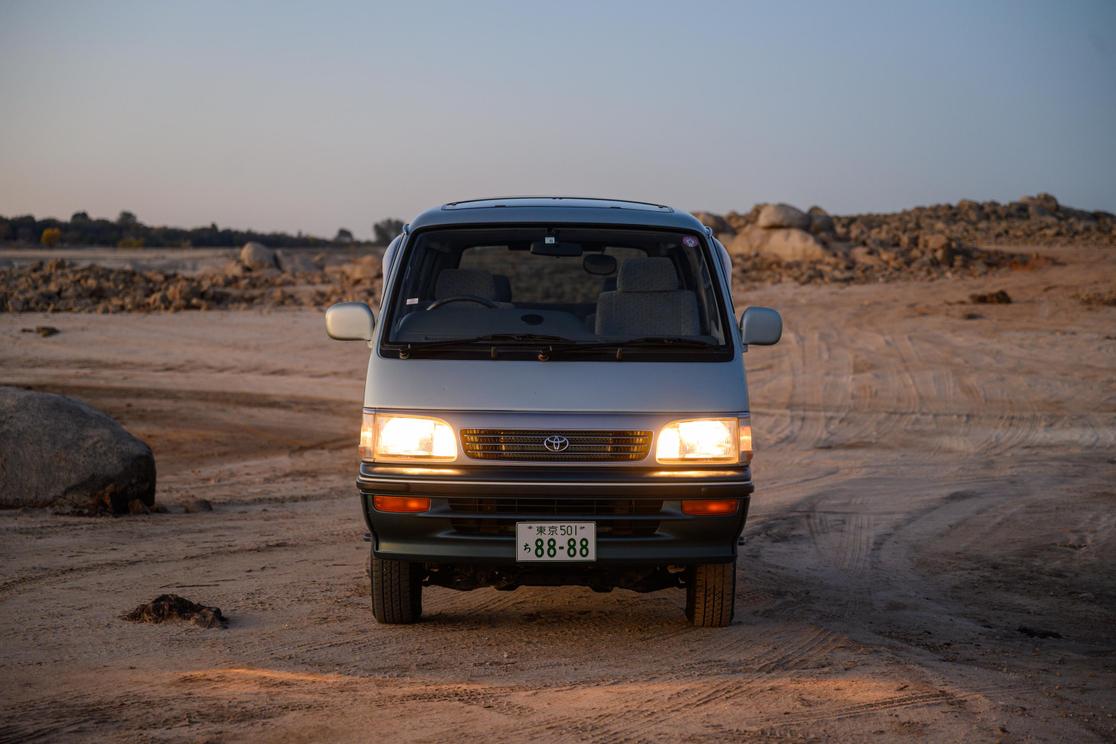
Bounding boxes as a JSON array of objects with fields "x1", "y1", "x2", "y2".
[{"x1": 0, "y1": 211, "x2": 406, "y2": 248}]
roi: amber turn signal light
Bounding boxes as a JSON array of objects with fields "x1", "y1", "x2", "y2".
[
  {"x1": 681, "y1": 499, "x2": 739, "y2": 516},
  {"x1": 372, "y1": 495, "x2": 431, "y2": 513}
]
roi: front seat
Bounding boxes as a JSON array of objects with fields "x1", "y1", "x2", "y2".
[
  {"x1": 434, "y1": 269, "x2": 499, "y2": 301},
  {"x1": 595, "y1": 257, "x2": 700, "y2": 337},
  {"x1": 493, "y1": 274, "x2": 513, "y2": 303}
]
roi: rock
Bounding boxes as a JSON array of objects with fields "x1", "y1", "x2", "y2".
[
  {"x1": 239, "y1": 242, "x2": 277, "y2": 271},
  {"x1": 20, "y1": 326, "x2": 60, "y2": 337},
  {"x1": 807, "y1": 207, "x2": 835, "y2": 235},
  {"x1": 849, "y1": 246, "x2": 884, "y2": 266},
  {"x1": 757, "y1": 203, "x2": 811, "y2": 230},
  {"x1": 970, "y1": 290, "x2": 1012, "y2": 304},
  {"x1": 0, "y1": 387, "x2": 156, "y2": 513},
  {"x1": 725, "y1": 208, "x2": 759, "y2": 232},
  {"x1": 729, "y1": 226, "x2": 828, "y2": 262},
  {"x1": 345, "y1": 254, "x2": 382, "y2": 282},
  {"x1": 690, "y1": 211, "x2": 733, "y2": 235},
  {"x1": 223, "y1": 260, "x2": 246, "y2": 278},
  {"x1": 277, "y1": 251, "x2": 320, "y2": 274},
  {"x1": 921, "y1": 233, "x2": 951, "y2": 252},
  {"x1": 182, "y1": 498, "x2": 214, "y2": 513},
  {"x1": 1020, "y1": 193, "x2": 1060, "y2": 213},
  {"x1": 1016, "y1": 625, "x2": 1061, "y2": 639},
  {"x1": 920, "y1": 234, "x2": 956, "y2": 265},
  {"x1": 123, "y1": 594, "x2": 227, "y2": 629}
]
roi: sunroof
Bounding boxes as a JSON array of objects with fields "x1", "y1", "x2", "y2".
[{"x1": 443, "y1": 197, "x2": 672, "y2": 212}]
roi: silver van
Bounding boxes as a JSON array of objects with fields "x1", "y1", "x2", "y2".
[{"x1": 326, "y1": 198, "x2": 781, "y2": 626}]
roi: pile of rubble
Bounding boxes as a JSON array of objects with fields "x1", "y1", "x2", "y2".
[
  {"x1": 0, "y1": 243, "x2": 383, "y2": 313},
  {"x1": 3, "y1": 194, "x2": 1111, "y2": 311},
  {"x1": 692, "y1": 193, "x2": 1111, "y2": 286}
]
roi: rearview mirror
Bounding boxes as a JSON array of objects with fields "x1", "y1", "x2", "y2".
[
  {"x1": 530, "y1": 240, "x2": 582, "y2": 257},
  {"x1": 740, "y1": 307, "x2": 782, "y2": 346},
  {"x1": 325, "y1": 302, "x2": 376, "y2": 341}
]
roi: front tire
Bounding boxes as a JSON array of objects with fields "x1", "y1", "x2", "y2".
[
  {"x1": 685, "y1": 563, "x2": 736, "y2": 627},
  {"x1": 369, "y1": 549, "x2": 423, "y2": 624}
]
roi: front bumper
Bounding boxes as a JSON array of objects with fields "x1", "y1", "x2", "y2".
[{"x1": 356, "y1": 464, "x2": 754, "y2": 565}]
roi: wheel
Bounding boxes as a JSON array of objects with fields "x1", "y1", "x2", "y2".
[
  {"x1": 685, "y1": 562, "x2": 736, "y2": 627},
  {"x1": 369, "y1": 548, "x2": 423, "y2": 624}
]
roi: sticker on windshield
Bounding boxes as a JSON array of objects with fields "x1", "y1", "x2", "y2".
[
  {"x1": 405, "y1": 297, "x2": 419, "y2": 305},
  {"x1": 682, "y1": 236, "x2": 699, "y2": 248}
]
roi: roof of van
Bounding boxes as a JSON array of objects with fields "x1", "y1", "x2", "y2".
[{"x1": 408, "y1": 197, "x2": 708, "y2": 232}]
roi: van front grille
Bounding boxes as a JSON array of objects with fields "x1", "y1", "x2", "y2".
[
  {"x1": 460, "y1": 429, "x2": 653, "y2": 462},
  {"x1": 447, "y1": 496, "x2": 663, "y2": 537}
]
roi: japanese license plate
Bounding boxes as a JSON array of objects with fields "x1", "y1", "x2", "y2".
[{"x1": 516, "y1": 522, "x2": 596, "y2": 562}]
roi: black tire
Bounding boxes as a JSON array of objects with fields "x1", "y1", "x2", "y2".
[
  {"x1": 369, "y1": 549, "x2": 423, "y2": 624},
  {"x1": 685, "y1": 562, "x2": 736, "y2": 627}
]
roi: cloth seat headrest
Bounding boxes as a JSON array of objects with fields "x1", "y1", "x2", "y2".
[
  {"x1": 435, "y1": 269, "x2": 498, "y2": 299},
  {"x1": 617, "y1": 257, "x2": 680, "y2": 292}
]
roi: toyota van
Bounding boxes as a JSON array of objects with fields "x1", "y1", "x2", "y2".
[{"x1": 325, "y1": 197, "x2": 781, "y2": 627}]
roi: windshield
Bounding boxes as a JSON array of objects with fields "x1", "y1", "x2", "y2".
[{"x1": 382, "y1": 226, "x2": 730, "y2": 360}]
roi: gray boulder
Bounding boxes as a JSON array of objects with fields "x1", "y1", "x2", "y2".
[
  {"x1": 728, "y1": 226, "x2": 828, "y2": 262},
  {"x1": 757, "y1": 203, "x2": 811, "y2": 230},
  {"x1": 0, "y1": 387, "x2": 156, "y2": 513},
  {"x1": 1020, "y1": 193, "x2": 1060, "y2": 213},
  {"x1": 240, "y1": 242, "x2": 277, "y2": 271},
  {"x1": 690, "y1": 211, "x2": 733, "y2": 236},
  {"x1": 807, "y1": 206, "x2": 835, "y2": 235},
  {"x1": 276, "y1": 251, "x2": 320, "y2": 274}
]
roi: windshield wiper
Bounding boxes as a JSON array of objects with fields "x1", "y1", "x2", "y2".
[
  {"x1": 542, "y1": 336, "x2": 719, "y2": 360},
  {"x1": 395, "y1": 333, "x2": 573, "y2": 358}
]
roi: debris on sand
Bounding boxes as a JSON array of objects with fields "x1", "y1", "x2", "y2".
[
  {"x1": 970, "y1": 290, "x2": 1013, "y2": 304},
  {"x1": 20, "y1": 325, "x2": 60, "y2": 336},
  {"x1": 182, "y1": 498, "x2": 214, "y2": 513},
  {"x1": 123, "y1": 594, "x2": 227, "y2": 629},
  {"x1": 1073, "y1": 289, "x2": 1116, "y2": 307},
  {"x1": 1016, "y1": 625, "x2": 1062, "y2": 639}
]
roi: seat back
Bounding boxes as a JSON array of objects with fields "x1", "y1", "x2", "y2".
[
  {"x1": 493, "y1": 274, "x2": 512, "y2": 302},
  {"x1": 434, "y1": 269, "x2": 498, "y2": 300},
  {"x1": 594, "y1": 258, "x2": 700, "y2": 337}
]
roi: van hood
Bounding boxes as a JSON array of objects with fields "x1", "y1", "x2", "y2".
[{"x1": 363, "y1": 357, "x2": 748, "y2": 413}]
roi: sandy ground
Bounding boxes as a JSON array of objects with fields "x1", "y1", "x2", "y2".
[{"x1": 1, "y1": 243, "x2": 1114, "y2": 742}]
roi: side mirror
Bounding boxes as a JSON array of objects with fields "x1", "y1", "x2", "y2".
[
  {"x1": 325, "y1": 302, "x2": 376, "y2": 341},
  {"x1": 740, "y1": 306, "x2": 782, "y2": 346}
]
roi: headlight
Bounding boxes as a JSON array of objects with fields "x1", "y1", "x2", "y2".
[
  {"x1": 656, "y1": 417, "x2": 751, "y2": 464},
  {"x1": 359, "y1": 412, "x2": 456, "y2": 462}
]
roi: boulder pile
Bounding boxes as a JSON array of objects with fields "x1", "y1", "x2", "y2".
[
  {"x1": 1, "y1": 196, "x2": 1112, "y2": 307},
  {"x1": 693, "y1": 193, "x2": 1112, "y2": 286},
  {"x1": 0, "y1": 247, "x2": 384, "y2": 313}
]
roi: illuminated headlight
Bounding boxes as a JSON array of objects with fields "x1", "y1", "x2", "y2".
[
  {"x1": 656, "y1": 417, "x2": 752, "y2": 464},
  {"x1": 359, "y1": 412, "x2": 456, "y2": 462}
]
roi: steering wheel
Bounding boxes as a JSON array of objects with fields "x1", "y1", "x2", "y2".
[{"x1": 427, "y1": 295, "x2": 499, "y2": 310}]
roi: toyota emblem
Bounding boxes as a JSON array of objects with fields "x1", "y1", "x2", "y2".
[{"x1": 543, "y1": 435, "x2": 570, "y2": 452}]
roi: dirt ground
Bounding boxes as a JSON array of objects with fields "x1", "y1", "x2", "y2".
[{"x1": 1, "y1": 243, "x2": 1114, "y2": 742}]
